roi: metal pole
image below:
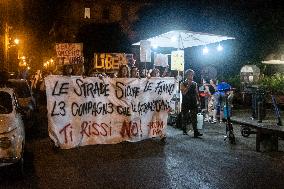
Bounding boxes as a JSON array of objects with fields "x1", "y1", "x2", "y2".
[{"x1": 257, "y1": 101, "x2": 263, "y2": 123}]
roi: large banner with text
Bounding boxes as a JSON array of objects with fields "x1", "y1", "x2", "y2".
[{"x1": 45, "y1": 75, "x2": 177, "y2": 149}]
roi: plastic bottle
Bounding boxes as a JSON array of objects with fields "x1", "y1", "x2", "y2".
[{"x1": 197, "y1": 113, "x2": 203, "y2": 130}]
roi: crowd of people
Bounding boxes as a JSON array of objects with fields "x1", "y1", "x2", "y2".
[
  {"x1": 199, "y1": 78, "x2": 234, "y2": 124},
  {"x1": 2, "y1": 64, "x2": 234, "y2": 139},
  {"x1": 176, "y1": 69, "x2": 234, "y2": 138}
]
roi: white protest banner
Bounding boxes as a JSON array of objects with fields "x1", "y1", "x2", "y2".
[
  {"x1": 45, "y1": 75, "x2": 177, "y2": 149},
  {"x1": 55, "y1": 43, "x2": 84, "y2": 65},
  {"x1": 171, "y1": 50, "x2": 184, "y2": 71}
]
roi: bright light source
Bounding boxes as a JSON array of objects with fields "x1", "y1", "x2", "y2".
[
  {"x1": 27, "y1": 66, "x2": 30, "y2": 70},
  {"x1": 217, "y1": 44, "x2": 223, "y2": 51},
  {"x1": 171, "y1": 36, "x2": 177, "y2": 42},
  {"x1": 14, "y1": 38, "x2": 19, "y2": 45},
  {"x1": 50, "y1": 59, "x2": 54, "y2": 63},
  {"x1": 152, "y1": 44, "x2": 158, "y2": 49},
  {"x1": 203, "y1": 47, "x2": 209, "y2": 54},
  {"x1": 21, "y1": 56, "x2": 26, "y2": 60}
]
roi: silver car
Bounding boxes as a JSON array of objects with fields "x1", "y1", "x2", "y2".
[{"x1": 0, "y1": 88, "x2": 25, "y2": 174}]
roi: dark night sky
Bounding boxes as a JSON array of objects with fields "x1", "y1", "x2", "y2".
[{"x1": 22, "y1": 0, "x2": 284, "y2": 75}]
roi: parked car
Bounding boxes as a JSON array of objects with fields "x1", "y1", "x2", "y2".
[
  {"x1": 0, "y1": 88, "x2": 25, "y2": 175},
  {"x1": 8, "y1": 79, "x2": 37, "y2": 127}
]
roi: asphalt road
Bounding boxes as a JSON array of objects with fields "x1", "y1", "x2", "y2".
[{"x1": 1, "y1": 106, "x2": 284, "y2": 189}]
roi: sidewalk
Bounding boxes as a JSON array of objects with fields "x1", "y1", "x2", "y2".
[
  {"x1": 168, "y1": 108, "x2": 284, "y2": 152},
  {"x1": 204, "y1": 108, "x2": 284, "y2": 152},
  {"x1": 232, "y1": 108, "x2": 283, "y2": 127}
]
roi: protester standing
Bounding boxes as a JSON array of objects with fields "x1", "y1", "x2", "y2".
[
  {"x1": 210, "y1": 79, "x2": 220, "y2": 124},
  {"x1": 117, "y1": 65, "x2": 130, "y2": 78},
  {"x1": 150, "y1": 68, "x2": 160, "y2": 77},
  {"x1": 130, "y1": 66, "x2": 140, "y2": 78},
  {"x1": 179, "y1": 69, "x2": 202, "y2": 137}
]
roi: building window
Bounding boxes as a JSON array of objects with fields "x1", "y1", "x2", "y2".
[
  {"x1": 102, "y1": 8, "x2": 110, "y2": 20},
  {"x1": 84, "y1": 8, "x2": 90, "y2": 19}
]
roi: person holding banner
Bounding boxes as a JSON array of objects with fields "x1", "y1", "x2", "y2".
[
  {"x1": 179, "y1": 69, "x2": 203, "y2": 138},
  {"x1": 130, "y1": 66, "x2": 140, "y2": 78},
  {"x1": 150, "y1": 68, "x2": 160, "y2": 77},
  {"x1": 117, "y1": 65, "x2": 130, "y2": 78}
]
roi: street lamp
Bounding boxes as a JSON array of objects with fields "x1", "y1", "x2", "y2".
[
  {"x1": 14, "y1": 38, "x2": 19, "y2": 45},
  {"x1": 217, "y1": 44, "x2": 223, "y2": 51},
  {"x1": 203, "y1": 46, "x2": 209, "y2": 55}
]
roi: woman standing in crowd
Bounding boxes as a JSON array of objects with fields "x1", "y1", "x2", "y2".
[
  {"x1": 210, "y1": 79, "x2": 220, "y2": 123},
  {"x1": 130, "y1": 66, "x2": 140, "y2": 78},
  {"x1": 200, "y1": 79, "x2": 212, "y2": 122},
  {"x1": 179, "y1": 69, "x2": 202, "y2": 138},
  {"x1": 204, "y1": 79, "x2": 216, "y2": 122},
  {"x1": 150, "y1": 68, "x2": 160, "y2": 77},
  {"x1": 117, "y1": 65, "x2": 130, "y2": 78}
]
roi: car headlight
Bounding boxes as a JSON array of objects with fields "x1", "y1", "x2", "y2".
[{"x1": 0, "y1": 137, "x2": 12, "y2": 149}]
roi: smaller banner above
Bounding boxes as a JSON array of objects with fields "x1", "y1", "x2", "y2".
[
  {"x1": 154, "y1": 53, "x2": 168, "y2": 67},
  {"x1": 55, "y1": 43, "x2": 84, "y2": 65},
  {"x1": 94, "y1": 53, "x2": 133, "y2": 72},
  {"x1": 140, "y1": 40, "x2": 151, "y2": 62},
  {"x1": 84, "y1": 8, "x2": 90, "y2": 19},
  {"x1": 171, "y1": 50, "x2": 184, "y2": 71}
]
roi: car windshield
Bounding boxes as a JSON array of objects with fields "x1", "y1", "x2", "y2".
[
  {"x1": 0, "y1": 91, "x2": 13, "y2": 114},
  {"x1": 9, "y1": 81, "x2": 31, "y2": 98}
]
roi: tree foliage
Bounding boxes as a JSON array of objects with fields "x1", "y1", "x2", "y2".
[{"x1": 260, "y1": 73, "x2": 284, "y2": 95}]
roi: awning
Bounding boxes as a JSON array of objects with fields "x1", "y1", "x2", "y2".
[
  {"x1": 132, "y1": 30, "x2": 235, "y2": 49},
  {"x1": 262, "y1": 60, "x2": 284, "y2": 65},
  {"x1": 262, "y1": 53, "x2": 284, "y2": 64}
]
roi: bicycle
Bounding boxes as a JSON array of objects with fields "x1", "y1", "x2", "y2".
[
  {"x1": 223, "y1": 91, "x2": 236, "y2": 144},
  {"x1": 217, "y1": 82, "x2": 236, "y2": 145}
]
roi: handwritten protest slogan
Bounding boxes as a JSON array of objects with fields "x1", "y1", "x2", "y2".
[
  {"x1": 171, "y1": 50, "x2": 184, "y2": 71},
  {"x1": 55, "y1": 43, "x2": 84, "y2": 65},
  {"x1": 94, "y1": 53, "x2": 133, "y2": 71},
  {"x1": 45, "y1": 75, "x2": 177, "y2": 149}
]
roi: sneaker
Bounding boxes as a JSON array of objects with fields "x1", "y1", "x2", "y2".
[
  {"x1": 194, "y1": 132, "x2": 203, "y2": 138},
  {"x1": 160, "y1": 135, "x2": 167, "y2": 143},
  {"x1": 211, "y1": 119, "x2": 217, "y2": 124},
  {"x1": 204, "y1": 118, "x2": 209, "y2": 122}
]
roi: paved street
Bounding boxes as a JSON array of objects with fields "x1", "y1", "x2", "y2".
[{"x1": 1, "y1": 106, "x2": 284, "y2": 189}]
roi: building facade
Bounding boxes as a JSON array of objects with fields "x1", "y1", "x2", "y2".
[{"x1": 50, "y1": 0, "x2": 150, "y2": 43}]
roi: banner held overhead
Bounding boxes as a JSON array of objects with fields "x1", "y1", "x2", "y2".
[
  {"x1": 171, "y1": 50, "x2": 184, "y2": 71},
  {"x1": 140, "y1": 40, "x2": 151, "y2": 62}
]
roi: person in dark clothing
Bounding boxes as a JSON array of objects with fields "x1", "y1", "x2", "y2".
[{"x1": 180, "y1": 69, "x2": 202, "y2": 138}]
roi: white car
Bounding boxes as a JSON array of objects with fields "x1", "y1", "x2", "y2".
[
  {"x1": 8, "y1": 79, "x2": 36, "y2": 127},
  {"x1": 0, "y1": 88, "x2": 25, "y2": 175}
]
